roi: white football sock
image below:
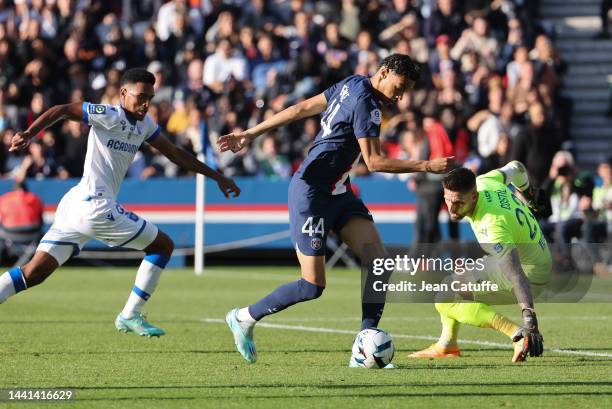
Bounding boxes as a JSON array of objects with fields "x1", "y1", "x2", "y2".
[
  {"x1": 121, "y1": 257, "x2": 165, "y2": 319},
  {"x1": 237, "y1": 307, "x2": 256, "y2": 325},
  {"x1": 0, "y1": 272, "x2": 16, "y2": 303},
  {"x1": 0, "y1": 268, "x2": 27, "y2": 304}
]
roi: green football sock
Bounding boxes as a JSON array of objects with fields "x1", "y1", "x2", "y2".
[{"x1": 434, "y1": 302, "x2": 518, "y2": 338}]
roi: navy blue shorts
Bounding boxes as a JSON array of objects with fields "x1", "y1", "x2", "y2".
[{"x1": 289, "y1": 177, "x2": 373, "y2": 256}]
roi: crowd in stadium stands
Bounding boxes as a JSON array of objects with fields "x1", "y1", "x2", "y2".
[{"x1": 0, "y1": 0, "x2": 609, "y2": 246}]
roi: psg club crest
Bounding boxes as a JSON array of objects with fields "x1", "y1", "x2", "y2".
[{"x1": 310, "y1": 237, "x2": 323, "y2": 251}]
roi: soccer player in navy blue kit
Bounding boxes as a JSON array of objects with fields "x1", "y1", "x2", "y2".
[{"x1": 219, "y1": 54, "x2": 455, "y2": 364}]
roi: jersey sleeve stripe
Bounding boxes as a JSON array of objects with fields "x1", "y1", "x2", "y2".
[
  {"x1": 146, "y1": 125, "x2": 161, "y2": 141},
  {"x1": 82, "y1": 102, "x2": 90, "y2": 125}
]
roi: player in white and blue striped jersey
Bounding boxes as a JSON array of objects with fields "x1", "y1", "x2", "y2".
[{"x1": 0, "y1": 68, "x2": 240, "y2": 336}]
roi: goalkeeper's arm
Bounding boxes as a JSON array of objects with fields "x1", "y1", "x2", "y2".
[
  {"x1": 498, "y1": 248, "x2": 543, "y2": 357},
  {"x1": 499, "y1": 160, "x2": 544, "y2": 213},
  {"x1": 499, "y1": 160, "x2": 531, "y2": 192}
]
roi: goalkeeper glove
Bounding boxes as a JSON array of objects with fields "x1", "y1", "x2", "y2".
[
  {"x1": 512, "y1": 308, "x2": 544, "y2": 358},
  {"x1": 521, "y1": 186, "x2": 548, "y2": 216}
]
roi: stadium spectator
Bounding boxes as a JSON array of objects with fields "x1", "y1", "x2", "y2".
[
  {"x1": 593, "y1": 158, "x2": 612, "y2": 238},
  {"x1": 256, "y1": 134, "x2": 291, "y2": 180},
  {"x1": 424, "y1": 0, "x2": 465, "y2": 47},
  {"x1": 429, "y1": 34, "x2": 459, "y2": 90},
  {"x1": 467, "y1": 85, "x2": 504, "y2": 161},
  {"x1": 251, "y1": 33, "x2": 288, "y2": 96},
  {"x1": 317, "y1": 21, "x2": 351, "y2": 87},
  {"x1": 0, "y1": 0, "x2": 573, "y2": 192},
  {"x1": 451, "y1": 15, "x2": 498, "y2": 70},
  {"x1": 380, "y1": 13, "x2": 429, "y2": 64},
  {"x1": 511, "y1": 102, "x2": 560, "y2": 187},
  {"x1": 148, "y1": 61, "x2": 174, "y2": 103},
  {"x1": 203, "y1": 39, "x2": 248, "y2": 94},
  {"x1": 156, "y1": 0, "x2": 203, "y2": 42},
  {"x1": 0, "y1": 180, "x2": 43, "y2": 264}
]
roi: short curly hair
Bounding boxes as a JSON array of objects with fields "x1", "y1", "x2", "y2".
[
  {"x1": 379, "y1": 54, "x2": 421, "y2": 82},
  {"x1": 120, "y1": 68, "x2": 156, "y2": 86},
  {"x1": 443, "y1": 168, "x2": 477, "y2": 193}
]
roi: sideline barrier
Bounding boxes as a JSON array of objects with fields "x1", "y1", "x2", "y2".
[{"x1": 0, "y1": 178, "x2": 474, "y2": 266}]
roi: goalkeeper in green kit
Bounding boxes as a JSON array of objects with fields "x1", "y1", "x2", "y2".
[{"x1": 410, "y1": 161, "x2": 551, "y2": 362}]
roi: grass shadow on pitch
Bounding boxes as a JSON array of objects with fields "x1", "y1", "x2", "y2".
[
  {"x1": 64, "y1": 380, "x2": 612, "y2": 391},
  {"x1": 222, "y1": 391, "x2": 612, "y2": 400}
]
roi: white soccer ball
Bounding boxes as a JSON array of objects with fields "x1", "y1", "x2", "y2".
[{"x1": 351, "y1": 328, "x2": 395, "y2": 368}]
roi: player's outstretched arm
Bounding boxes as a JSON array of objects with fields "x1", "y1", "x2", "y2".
[
  {"x1": 148, "y1": 134, "x2": 241, "y2": 198},
  {"x1": 498, "y1": 160, "x2": 545, "y2": 213},
  {"x1": 498, "y1": 247, "x2": 543, "y2": 357},
  {"x1": 357, "y1": 137, "x2": 455, "y2": 174},
  {"x1": 218, "y1": 93, "x2": 328, "y2": 153},
  {"x1": 10, "y1": 102, "x2": 83, "y2": 152},
  {"x1": 498, "y1": 248, "x2": 534, "y2": 309}
]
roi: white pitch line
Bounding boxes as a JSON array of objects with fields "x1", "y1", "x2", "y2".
[
  {"x1": 202, "y1": 318, "x2": 612, "y2": 358},
  {"x1": 254, "y1": 316, "x2": 611, "y2": 323}
]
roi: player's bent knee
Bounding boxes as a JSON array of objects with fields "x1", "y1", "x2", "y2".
[
  {"x1": 145, "y1": 231, "x2": 174, "y2": 257},
  {"x1": 298, "y1": 278, "x2": 325, "y2": 301},
  {"x1": 164, "y1": 235, "x2": 175, "y2": 256},
  {"x1": 21, "y1": 252, "x2": 58, "y2": 287}
]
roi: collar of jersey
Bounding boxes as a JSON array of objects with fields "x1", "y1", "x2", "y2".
[
  {"x1": 121, "y1": 106, "x2": 139, "y2": 125},
  {"x1": 466, "y1": 190, "x2": 485, "y2": 223}
]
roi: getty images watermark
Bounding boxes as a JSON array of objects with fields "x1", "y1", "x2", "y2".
[
  {"x1": 360, "y1": 242, "x2": 605, "y2": 304},
  {"x1": 371, "y1": 255, "x2": 500, "y2": 293}
]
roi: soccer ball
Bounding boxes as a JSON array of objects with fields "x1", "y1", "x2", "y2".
[{"x1": 351, "y1": 328, "x2": 395, "y2": 368}]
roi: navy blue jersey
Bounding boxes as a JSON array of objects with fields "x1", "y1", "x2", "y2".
[{"x1": 294, "y1": 75, "x2": 382, "y2": 195}]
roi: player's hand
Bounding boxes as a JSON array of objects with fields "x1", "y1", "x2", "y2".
[
  {"x1": 426, "y1": 157, "x2": 456, "y2": 174},
  {"x1": 512, "y1": 309, "x2": 544, "y2": 358},
  {"x1": 215, "y1": 172, "x2": 241, "y2": 198},
  {"x1": 218, "y1": 131, "x2": 251, "y2": 153},
  {"x1": 9, "y1": 130, "x2": 33, "y2": 152},
  {"x1": 521, "y1": 186, "x2": 548, "y2": 216}
]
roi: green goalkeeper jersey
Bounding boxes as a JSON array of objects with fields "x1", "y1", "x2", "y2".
[{"x1": 465, "y1": 170, "x2": 552, "y2": 285}]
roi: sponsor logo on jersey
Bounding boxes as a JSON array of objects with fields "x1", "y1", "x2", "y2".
[
  {"x1": 89, "y1": 104, "x2": 106, "y2": 115},
  {"x1": 370, "y1": 108, "x2": 382, "y2": 125},
  {"x1": 484, "y1": 191, "x2": 492, "y2": 203},
  {"x1": 106, "y1": 139, "x2": 139, "y2": 154}
]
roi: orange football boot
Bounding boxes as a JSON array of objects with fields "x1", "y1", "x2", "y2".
[{"x1": 408, "y1": 343, "x2": 461, "y2": 358}]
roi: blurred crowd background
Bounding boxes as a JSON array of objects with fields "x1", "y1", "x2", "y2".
[{"x1": 0, "y1": 0, "x2": 609, "y2": 252}]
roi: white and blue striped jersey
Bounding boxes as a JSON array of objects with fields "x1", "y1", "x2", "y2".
[{"x1": 77, "y1": 102, "x2": 160, "y2": 200}]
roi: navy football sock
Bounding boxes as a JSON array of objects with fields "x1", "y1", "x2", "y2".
[
  {"x1": 248, "y1": 278, "x2": 325, "y2": 321},
  {"x1": 361, "y1": 303, "x2": 385, "y2": 330},
  {"x1": 361, "y1": 259, "x2": 393, "y2": 330}
]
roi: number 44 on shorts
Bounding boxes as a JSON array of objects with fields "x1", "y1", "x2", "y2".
[{"x1": 301, "y1": 217, "x2": 324, "y2": 237}]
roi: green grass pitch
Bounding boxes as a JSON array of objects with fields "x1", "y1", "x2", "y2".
[{"x1": 1, "y1": 266, "x2": 611, "y2": 408}]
